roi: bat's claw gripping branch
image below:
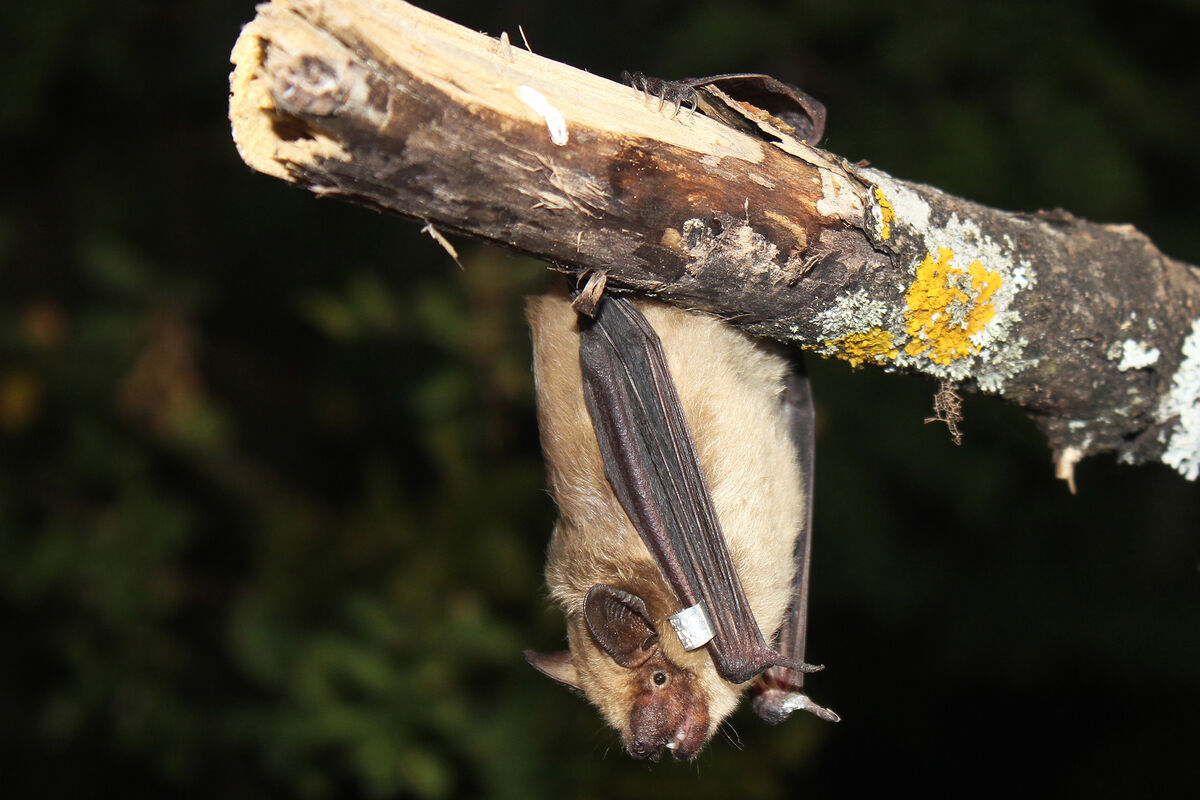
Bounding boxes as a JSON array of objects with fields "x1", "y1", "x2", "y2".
[
  {"x1": 570, "y1": 270, "x2": 607, "y2": 318},
  {"x1": 621, "y1": 70, "x2": 698, "y2": 117}
]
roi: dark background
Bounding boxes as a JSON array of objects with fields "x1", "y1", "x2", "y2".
[{"x1": 3, "y1": 0, "x2": 1200, "y2": 796}]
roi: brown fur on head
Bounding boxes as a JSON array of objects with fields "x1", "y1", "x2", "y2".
[{"x1": 524, "y1": 292, "x2": 805, "y2": 759}]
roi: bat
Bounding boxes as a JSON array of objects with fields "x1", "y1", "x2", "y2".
[{"x1": 524, "y1": 285, "x2": 836, "y2": 760}]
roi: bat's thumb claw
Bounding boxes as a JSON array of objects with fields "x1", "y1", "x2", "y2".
[{"x1": 777, "y1": 656, "x2": 824, "y2": 674}]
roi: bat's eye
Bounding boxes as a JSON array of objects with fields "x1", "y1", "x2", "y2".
[{"x1": 652, "y1": 671, "x2": 669, "y2": 687}]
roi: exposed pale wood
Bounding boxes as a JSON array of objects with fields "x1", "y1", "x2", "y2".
[{"x1": 229, "y1": 0, "x2": 1200, "y2": 480}]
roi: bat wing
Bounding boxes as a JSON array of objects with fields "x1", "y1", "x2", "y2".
[
  {"x1": 751, "y1": 361, "x2": 840, "y2": 722},
  {"x1": 577, "y1": 293, "x2": 808, "y2": 685}
]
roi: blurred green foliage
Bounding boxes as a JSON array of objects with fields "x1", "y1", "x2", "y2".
[{"x1": 2, "y1": 0, "x2": 1199, "y2": 797}]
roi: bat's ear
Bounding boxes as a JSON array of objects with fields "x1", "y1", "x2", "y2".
[
  {"x1": 583, "y1": 584, "x2": 660, "y2": 668},
  {"x1": 523, "y1": 649, "x2": 582, "y2": 690}
]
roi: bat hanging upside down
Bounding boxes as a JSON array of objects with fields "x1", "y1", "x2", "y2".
[{"x1": 524, "y1": 283, "x2": 837, "y2": 761}]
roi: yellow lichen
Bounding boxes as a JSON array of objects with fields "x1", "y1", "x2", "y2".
[
  {"x1": 904, "y1": 247, "x2": 1002, "y2": 365},
  {"x1": 874, "y1": 187, "x2": 894, "y2": 240},
  {"x1": 825, "y1": 328, "x2": 899, "y2": 367}
]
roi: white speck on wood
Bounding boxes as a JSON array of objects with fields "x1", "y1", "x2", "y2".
[
  {"x1": 1109, "y1": 339, "x2": 1161, "y2": 371},
  {"x1": 517, "y1": 85, "x2": 568, "y2": 145}
]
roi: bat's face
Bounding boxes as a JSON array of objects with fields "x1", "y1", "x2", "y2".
[
  {"x1": 624, "y1": 653, "x2": 710, "y2": 759},
  {"x1": 526, "y1": 582, "x2": 726, "y2": 760}
]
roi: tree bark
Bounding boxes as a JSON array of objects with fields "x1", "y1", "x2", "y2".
[{"x1": 229, "y1": 0, "x2": 1200, "y2": 481}]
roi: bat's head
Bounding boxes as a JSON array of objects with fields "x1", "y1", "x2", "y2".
[{"x1": 525, "y1": 583, "x2": 740, "y2": 760}]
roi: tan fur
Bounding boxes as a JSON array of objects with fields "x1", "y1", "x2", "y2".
[{"x1": 527, "y1": 292, "x2": 805, "y2": 750}]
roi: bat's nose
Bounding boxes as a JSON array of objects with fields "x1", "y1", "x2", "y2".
[{"x1": 627, "y1": 739, "x2": 663, "y2": 761}]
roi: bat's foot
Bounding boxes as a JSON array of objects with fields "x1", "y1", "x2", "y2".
[
  {"x1": 620, "y1": 70, "x2": 698, "y2": 117},
  {"x1": 751, "y1": 688, "x2": 840, "y2": 725}
]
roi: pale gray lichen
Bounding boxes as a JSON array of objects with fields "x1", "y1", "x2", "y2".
[
  {"x1": 1157, "y1": 318, "x2": 1200, "y2": 480},
  {"x1": 812, "y1": 288, "x2": 893, "y2": 340},
  {"x1": 1108, "y1": 339, "x2": 1161, "y2": 371}
]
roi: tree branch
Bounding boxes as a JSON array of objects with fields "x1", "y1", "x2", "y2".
[{"x1": 229, "y1": 0, "x2": 1200, "y2": 480}]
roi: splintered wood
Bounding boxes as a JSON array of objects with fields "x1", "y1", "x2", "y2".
[
  {"x1": 230, "y1": 0, "x2": 1200, "y2": 478},
  {"x1": 228, "y1": 0, "x2": 840, "y2": 294}
]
